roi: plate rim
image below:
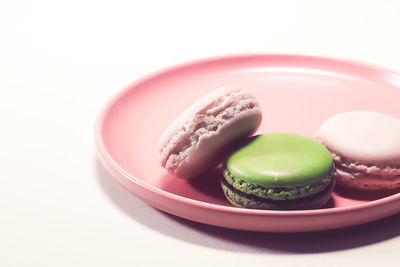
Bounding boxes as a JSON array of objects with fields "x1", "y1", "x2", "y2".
[{"x1": 95, "y1": 54, "x2": 400, "y2": 224}]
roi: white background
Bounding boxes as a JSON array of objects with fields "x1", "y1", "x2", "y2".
[{"x1": 1, "y1": 1, "x2": 400, "y2": 266}]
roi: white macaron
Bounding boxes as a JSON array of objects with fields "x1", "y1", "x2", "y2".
[{"x1": 316, "y1": 111, "x2": 400, "y2": 190}]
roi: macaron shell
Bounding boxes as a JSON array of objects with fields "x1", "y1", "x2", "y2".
[
  {"x1": 158, "y1": 85, "x2": 256, "y2": 150},
  {"x1": 171, "y1": 109, "x2": 262, "y2": 178},
  {"x1": 316, "y1": 111, "x2": 400, "y2": 165},
  {"x1": 159, "y1": 85, "x2": 262, "y2": 178},
  {"x1": 226, "y1": 133, "x2": 334, "y2": 187}
]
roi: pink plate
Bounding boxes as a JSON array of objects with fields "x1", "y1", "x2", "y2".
[{"x1": 95, "y1": 54, "x2": 400, "y2": 232}]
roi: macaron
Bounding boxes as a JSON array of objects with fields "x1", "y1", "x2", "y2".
[
  {"x1": 316, "y1": 111, "x2": 400, "y2": 191},
  {"x1": 221, "y1": 133, "x2": 335, "y2": 210},
  {"x1": 159, "y1": 86, "x2": 262, "y2": 179}
]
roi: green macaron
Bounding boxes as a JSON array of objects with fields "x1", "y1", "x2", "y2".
[{"x1": 221, "y1": 133, "x2": 335, "y2": 210}]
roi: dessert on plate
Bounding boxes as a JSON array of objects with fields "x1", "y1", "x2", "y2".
[
  {"x1": 221, "y1": 133, "x2": 335, "y2": 210},
  {"x1": 158, "y1": 86, "x2": 262, "y2": 179},
  {"x1": 316, "y1": 111, "x2": 400, "y2": 191}
]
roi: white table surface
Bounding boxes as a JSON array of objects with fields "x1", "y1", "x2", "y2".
[{"x1": 1, "y1": 1, "x2": 400, "y2": 266}]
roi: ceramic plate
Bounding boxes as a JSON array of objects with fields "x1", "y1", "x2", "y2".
[{"x1": 95, "y1": 54, "x2": 400, "y2": 232}]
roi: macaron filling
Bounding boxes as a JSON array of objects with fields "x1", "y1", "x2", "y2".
[
  {"x1": 221, "y1": 176, "x2": 335, "y2": 210},
  {"x1": 162, "y1": 89, "x2": 260, "y2": 173},
  {"x1": 223, "y1": 166, "x2": 334, "y2": 201}
]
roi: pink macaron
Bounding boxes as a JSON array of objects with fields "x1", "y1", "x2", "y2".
[
  {"x1": 158, "y1": 86, "x2": 262, "y2": 179},
  {"x1": 316, "y1": 111, "x2": 400, "y2": 191}
]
